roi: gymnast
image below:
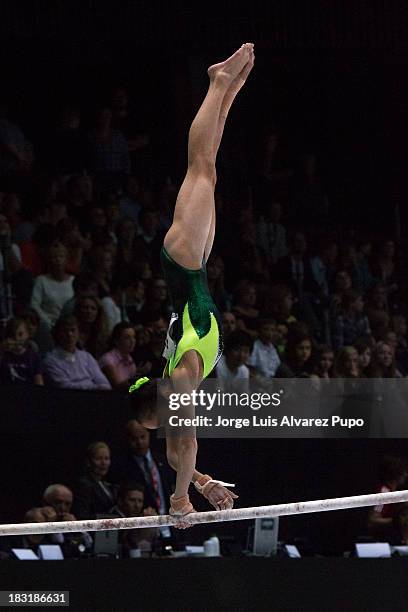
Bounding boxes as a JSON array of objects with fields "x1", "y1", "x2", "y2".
[{"x1": 129, "y1": 43, "x2": 255, "y2": 525}]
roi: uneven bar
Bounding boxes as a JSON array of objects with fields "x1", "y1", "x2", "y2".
[{"x1": 1, "y1": 490, "x2": 407, "y2": 537}]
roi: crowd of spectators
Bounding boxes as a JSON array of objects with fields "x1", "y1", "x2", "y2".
[{"x1": 0, "y1": 85, "x2": 407, "y2": 557}]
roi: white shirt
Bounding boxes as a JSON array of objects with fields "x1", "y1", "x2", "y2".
[
  {"x1": 31, "y1": 274, "x2": 74, "y2": 328},
  {"x1": 215, "y1": 356, "x2": 249, "y2": 392},
  {"x1": 247, "y1": 339, "x2": 281, "y2": 378}
]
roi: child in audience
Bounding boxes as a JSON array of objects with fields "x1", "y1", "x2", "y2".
[{"x1": 0, "y1": 317, "x2": 43, "y2": 385}]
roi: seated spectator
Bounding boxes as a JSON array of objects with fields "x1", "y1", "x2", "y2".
[
  {"x1": 353, "y1": 336, "x2": 373, "y2": 377},
  {"x1": 367, "y1": 341, "x2": 400, "y2": 378},
  {"x1": 109, "y1": 482, "x2": 159, "y2": 555},
  {"x1": 30, "y1": 242, "x2": 74, "y2": 330},
  {"x1": 73, "y1": 442, "x2": 119, "y2": 520},
  {"x1": 329, "y1": 269, "x2": 353, "y2": 320},
  {"x1": 332, "y1": 289, "x2": 371, "y2": 350},
  {"x1": 56, "y1": 217, "x2": 90, "y2": 276},
  {"x1": 133, "y1": 315, "x2": 167, "y2": 377},
  {"x1": 86, "y1": 244, "x2": 114, "y2": 298},
  {"x1": 275, "y1": 325, "x2": 314, "y2": 378},
  {"x1": 0, "y1": 317, "x2": 43, "y2": 385},
  {"x1": 264, "y1": 284, "x2": 297, "y2": 354},
  {"x1": 101, "y1": 189, "x2": 121, "y2": 244},
  {"x1": 0, "y1": 101, "x2": 33, "y2": 180},
  {"x1": 18, "y1": 307, "x2": 41, "y2": 352},
  {"x1": 87, "y1": 105, "x2": 130, "y2": 187},
  {"x1": 120, "y1": 279, "x2": 146, "y2": 325},
  {"x1": 310, "y1": 344, "x2": 334, "y2": 379},
  {"x1": 19, "y1": 222, "x2": 58, "y2": 277},
  {"x1": 99, "y1": 322, "x2": 137, "y2": 389},
  {"x1": 221, "y1": 311, "x2": 237, "y2": 338},
  {"x1": 110, "y1": 420, "x2": 174, "y2": 521},
  {"x1": 371, "y1": 240, "x2": 399, "y2": 301},
  {"x1": 139, "y1": 277, "x2": 172, "y2": 324},
  {"x1": 274, "y1": 230, "x2": 318, "y2": 299},
  {"x1": 133, "y1": 207, "x2": 165, "y2": 271},
  {"x1": 206, "y1": 255, "x2": 231, "y2": 312},
  {"x1": 256, "y1": 199, "x2": 288, "y2": 266},
  {"x1": 61, "y1": 272, "x2": 99, "y2": 315},
  {"x1": 43, "y1": 314, "x2": 111, "y2": 389},
  {"x1": 119, "y1": 174, "x2": 142, "y2": 222},
  {"x1": 215, "y1": 330, "x2": 253, "y2": 392},
  {"x1": 367, "y1": 455, "x2": 408, "y2": 541},
  {"x1": 232, "y1": 279, "x2": 259, "y2": 334},
  {"x1": 64, "y1": 173, "x2": 94, "y2": 231},
  {"x1": 337, "y1": 244, "x2": 360, "y2": 289},
  {"x1": 235, "y1": 220, "x2": 270, "y2": 284},
  {"x1": 43, "y1": 483, "x2": 92, "y2": 553},
  {"x1": 355, "y1": 238, "x2": 375, "y2": 293},
  {"x1": 247, "y1": 318, "x2": 281, "y2": 379},
  {"x1": 0, "y1": 213, "x2": 33, "y2": 314},
  {"x1": 309, "y1": 238, "x2": 338, "y2": 301},
  {"x1": 114, "y1": 216, "x2": 138, "y2": 286},
  {"x1": 0, "y1": 507, "x2": 54, "y2": 557},
  {"x1": 333, "y1": 346, "x2": 361, "y2": 378},
  {"x1": 365, "y1": 282, "x2": 389, "y2": 332},
  {"x1": 74, "y1": 295, "x2": 110, "y2": 359}
]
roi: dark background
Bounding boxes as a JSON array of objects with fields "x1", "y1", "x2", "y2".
[
  {"x1": 0, "y1": 1, "x2": 407, "y2": 232},
  {"x1": 1, "y1": 0, "x2": 408, "y2": 555}
]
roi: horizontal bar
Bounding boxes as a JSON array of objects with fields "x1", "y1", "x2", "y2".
[{"x1": 0, "y1": 489, "x2": 407, "y2": 537}]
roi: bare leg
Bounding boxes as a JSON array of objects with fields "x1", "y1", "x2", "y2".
[
  {"x1": 164, "y1": 44, "x2": 252, "y2": 269},
  {"x1": 204, "y1": 49, "x2": 255, "y2": 262}
]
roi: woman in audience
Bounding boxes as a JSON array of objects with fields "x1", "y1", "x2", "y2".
[
  {"x1": 368, "y1": 341, "x2": 400, "y2": 378},
  {"x1": 333, "y1": 346, "x2": 361, "y2": 378},
  {"x1": 74, "y1": 295, "x2": 110, "y2": 359},
  {"x1": 99, "y1": 322, "x2": 137, "y2": 389},
  {"x1": 30, "y1": 242, "x2": 74, "y2": 330},
  {"x1": 353, "y1": 336, "x2": 373, "y2": 377},
  {"x1": 73, "y1": 441, "x2": 118, "y2": 520},
  {"x1": 311, "y1": 344, "x2": 334, "y2": 379},
  {"x1": 275, "y1": 324, "x2": 314, "y2": 377}
]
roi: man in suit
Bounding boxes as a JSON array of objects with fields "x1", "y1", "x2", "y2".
[
  {"x1": 110, "y1": 419, "x2": 175, "y2": 538},
  {"x1": 109, "y1": 481, "x2": 159, "y2": 555}
]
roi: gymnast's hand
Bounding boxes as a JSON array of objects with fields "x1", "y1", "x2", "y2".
[{"x1": 205, "y1": 484, "x2": 238, "y2": 511}]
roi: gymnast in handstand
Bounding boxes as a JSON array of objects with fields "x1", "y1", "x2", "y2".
[{"x1": 129, "y1": 43, "x2": 255, "y2": 524}]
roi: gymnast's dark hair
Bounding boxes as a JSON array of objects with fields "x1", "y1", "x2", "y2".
[{"x1": 127, "y1": 378, "x2": 158, "y2": 423}]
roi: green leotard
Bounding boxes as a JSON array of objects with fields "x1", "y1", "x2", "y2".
[{"x1": 160, "y1": 246, "x2": 223, "y2": 379}]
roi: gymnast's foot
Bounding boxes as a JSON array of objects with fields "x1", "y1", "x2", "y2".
[
  {"x1": 222, "y1": 48, "x2": 255, "y2": 109},
  {"x1": 208, "y1": 43, "x2": 253, "y2": 85}
]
